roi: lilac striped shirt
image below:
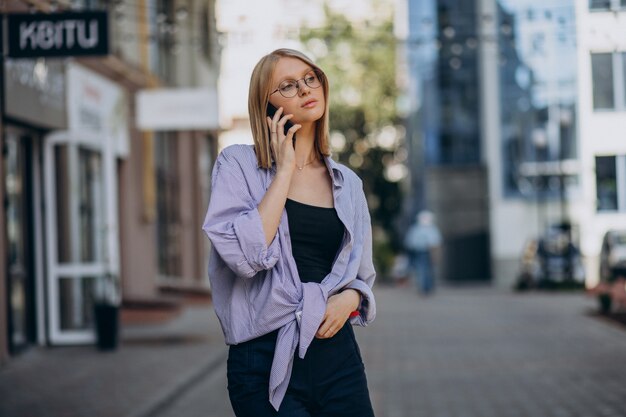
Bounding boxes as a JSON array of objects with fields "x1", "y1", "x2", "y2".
[{"x1": 202, "y1": 144, "x2": 376, "y2": 411}]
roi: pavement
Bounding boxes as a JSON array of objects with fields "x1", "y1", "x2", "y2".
[
  {"x1": 3, "y1": 285, "x2": 626, "y2": 417},
  {"x1": 0, "y1": 302, "x2": 229, "y2": 417},
  {"x1": 361, "y1": 287, "x2": 626, "y2": 417}
]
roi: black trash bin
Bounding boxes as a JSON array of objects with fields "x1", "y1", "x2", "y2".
[
  {"x1": 94, "y1": 302, "x2": 119, "y2": 350},
  {"x1": 93, "y1": 272, "x2": 121, "y2": 351}
]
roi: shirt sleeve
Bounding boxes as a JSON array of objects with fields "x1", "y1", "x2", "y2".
[
  {"x1": 346, "y1": 183, "x2": 376, "y2": 326},
  {"x1": 202, "y1": 149, "x2": 280, "y2": 279}
]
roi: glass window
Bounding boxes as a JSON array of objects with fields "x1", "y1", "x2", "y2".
[
  {"x1": 148, "y1": 0, "x2": 176, "y2": 82},
  {"x1": 59, "y1": 277, "x2": 96, "y2": 330},
  {"x1": 155, "y1": 133, "x2": 181, "y2": 278},
  {"x1": 55, "y1": 146, "x2": 103, "y2": 263},
  {"x1": 499, "y1": 1, "x2": 578, "y2": 198},
  {"x1": 596, "y1": 156, "x2": 618, "y2": 211},
  {"x1": 4, "y1": 133, "x2": 32, "y2": 349},
  {"x1": 78, "y1": 149, "x2": 103, "y2": 263},
  {"x1": 55, "y1": 146, "x2": 72, "y2": 263},
  {"x1": 591, "y1": 53, "x2": 615, "y2": 110},
  {"x1": 622, "y1": 53, "x2": 626, "y2": 102},
  {"x1": 431, "y1": 1, "x2": 480, "y2": 165},
  {"x1": 589, "y1": 0, "x2": 612, "y2": 9}
]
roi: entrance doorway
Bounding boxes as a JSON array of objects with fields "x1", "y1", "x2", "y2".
[
  {"x1": 44, "y1": 131, "x2": 118, "y2": 344},
  {"x1": 3, "y1": 129, "x2": 37, "y2": 353}
]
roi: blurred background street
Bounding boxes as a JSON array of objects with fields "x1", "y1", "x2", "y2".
[{"x1": 2, "y1": 0, "x2": 626, "y2": 416}]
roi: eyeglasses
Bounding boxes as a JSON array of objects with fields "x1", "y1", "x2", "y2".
[{"x1": 270, "y1": 70, "x2": 322, "y2": 98}]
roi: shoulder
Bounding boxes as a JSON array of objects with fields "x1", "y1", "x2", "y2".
[
  {"x1": 210, "y1": 145, "x2": 263, "y2": 190},
  {"x1": 218, "y1": 144, "x2": 257, "y2": 163},
  {"x1": 216, "y1": 144, "x2": 260, "y2": 173}
]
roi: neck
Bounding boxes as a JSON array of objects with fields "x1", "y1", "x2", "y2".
[{"x1": 294, "y1": 122, "x2": 317, "y2": 165}]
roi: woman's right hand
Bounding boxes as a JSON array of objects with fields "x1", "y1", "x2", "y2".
[{"x1": 266, "y1": 106, "x2": 301, "y2": 174}]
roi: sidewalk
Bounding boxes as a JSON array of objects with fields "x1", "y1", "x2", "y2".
[{"x1": 0, "y1": 303, "x2": 228, "y2": 417}]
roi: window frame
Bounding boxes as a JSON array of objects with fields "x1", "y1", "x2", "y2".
[
  {"x1": 589, "y1": 0, "x2": 626, "y2": 11},
  {"x1": 154, "y1": 132, "x2": 182, "y2": 278},
  {"x1": 596, "y1": 155, "x2": 626, "y2": 212},
  {"x1": 591, "y1": 51, "x2": 626, "y2": 111}
]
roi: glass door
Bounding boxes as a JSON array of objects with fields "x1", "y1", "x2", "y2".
[
  {"x1": 3, "y1": 130, "x2": 36, "y2": 352},
  {"x1": 44, "y1": 132, "x2": 113, "y2": 344}
]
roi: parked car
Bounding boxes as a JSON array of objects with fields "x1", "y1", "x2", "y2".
[
  {"x1": 599, "y1": 230, "x2": 626, "y2": 282},
  {"x1": 591, "y1": 230, "x2": 626, "y2": 313},
  {"x1": 515, "y1": 223, "x2": 585, "y2": 290}
]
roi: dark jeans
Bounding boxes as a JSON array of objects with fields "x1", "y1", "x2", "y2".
[
  {"x1": 410, "y1": 250, "x2": 434, "y2": 294},
  {"x1": 227, "y1": 321, "x2": 375, "y2": 417}
]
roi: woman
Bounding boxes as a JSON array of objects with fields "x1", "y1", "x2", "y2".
[{"x1": 203, "y1": 48, "x2": 376, "y2": 416}]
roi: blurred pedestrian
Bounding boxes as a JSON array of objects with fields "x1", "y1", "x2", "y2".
[
  {"x1": 202, "y1": 49, "x2": 376, "y2": 416},
  {"x1": 404, "y1": 210, "x2": 442, "y2": 295},
  {"x1": 390, "y1": 253, "x2": 411, "y2": 287}
]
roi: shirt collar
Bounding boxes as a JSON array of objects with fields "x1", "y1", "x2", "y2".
[{"x1": 323, "y1": 154, "x2": 344, "y2": 190}]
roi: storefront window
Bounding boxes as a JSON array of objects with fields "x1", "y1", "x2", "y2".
[
  {"x1": 596, "y1": 156, "x2": 618, "y2": 212},
  {"x1": 4, "y1": 132, "x2": 34, "y2": 350}
]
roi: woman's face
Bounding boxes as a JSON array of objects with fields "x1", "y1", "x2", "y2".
[{"x1": 268, "y1": 57, "x2": 326, "y2": 125}]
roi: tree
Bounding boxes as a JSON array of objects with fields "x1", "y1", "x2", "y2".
[{"x1": 300, "y1": 2, "x2": 405, "y2": 280}]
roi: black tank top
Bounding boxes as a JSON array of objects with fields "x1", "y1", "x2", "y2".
[{"x1": 285, "y1": 198, "x2": 345, "y2": 283}]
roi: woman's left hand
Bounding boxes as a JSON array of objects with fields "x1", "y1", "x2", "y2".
[{"x1": 315, "y1": 289, "x2": 361, "y2": 339}]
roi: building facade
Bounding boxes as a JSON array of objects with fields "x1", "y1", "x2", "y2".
[
  {"x1": 402, "y1": 0, "x2": 584, "y2": 287},
  {"x1": 575, "y1": 0, "x2": 626, "y2": 286},
  {"x1": 402, "y1": 0, "x2": 491, "y2": 284},
  {"x1": 1, "y1": 0, "x2": 220, "y2": 363}
]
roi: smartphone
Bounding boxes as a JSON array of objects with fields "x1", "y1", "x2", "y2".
[{"x1": 267, "y1": 103, "x2": 296, "y2": 146}]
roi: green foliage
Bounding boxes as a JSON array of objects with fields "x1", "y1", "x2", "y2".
[
  {"x1": 301, "y1": 4, "x2": 398, "y2": 130},
  {"x1": 300, "y1": 2, "x2": 404, "y2": 278},
  {"x1": 372, "y1": 230, "x2": 396, "y2": 284}
]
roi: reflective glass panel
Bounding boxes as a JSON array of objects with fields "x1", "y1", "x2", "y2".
[
  {"x1": 622, "y1": 53, "x2": 626, "y2": 104},
  {"x1": 498, "y1": 0, "x2": 578, "y2": 197},
  {"x1": 55, "y1": 146, "x2": 72, "y2": 263},
  {"x1": 591, "y1": 53, "x2": 615, "y2": 110},
  {"x1": 54, "y1": 145, "x2": 103, "y2": 263},
  {"x1": 596, "y1": 156, "x2": 618, "y2": 211},
  {"x1": 78, "y1": 148, "x2": 103, "y2": 263},
  {"x1": 59, "y1": 276, "x2": 96, "y2": 331},
  {"x1": 589, "y1": 0, "x2": 612, "y2": 9}
]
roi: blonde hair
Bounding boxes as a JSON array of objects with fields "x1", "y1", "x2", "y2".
[{"x1": 248, "y1": 48, "x2": 331, "y2": 169}]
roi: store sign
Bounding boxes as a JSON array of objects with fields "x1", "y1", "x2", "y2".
[
  {"x1": 136, "y1": 88, "x2": 219, "y2": 131},
  {"x1": 7, "y1": 12, "x2": 108, "y2": 58},
  {"x1": 68, "y1": 63, "x2": 130, "y2": 157}
]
